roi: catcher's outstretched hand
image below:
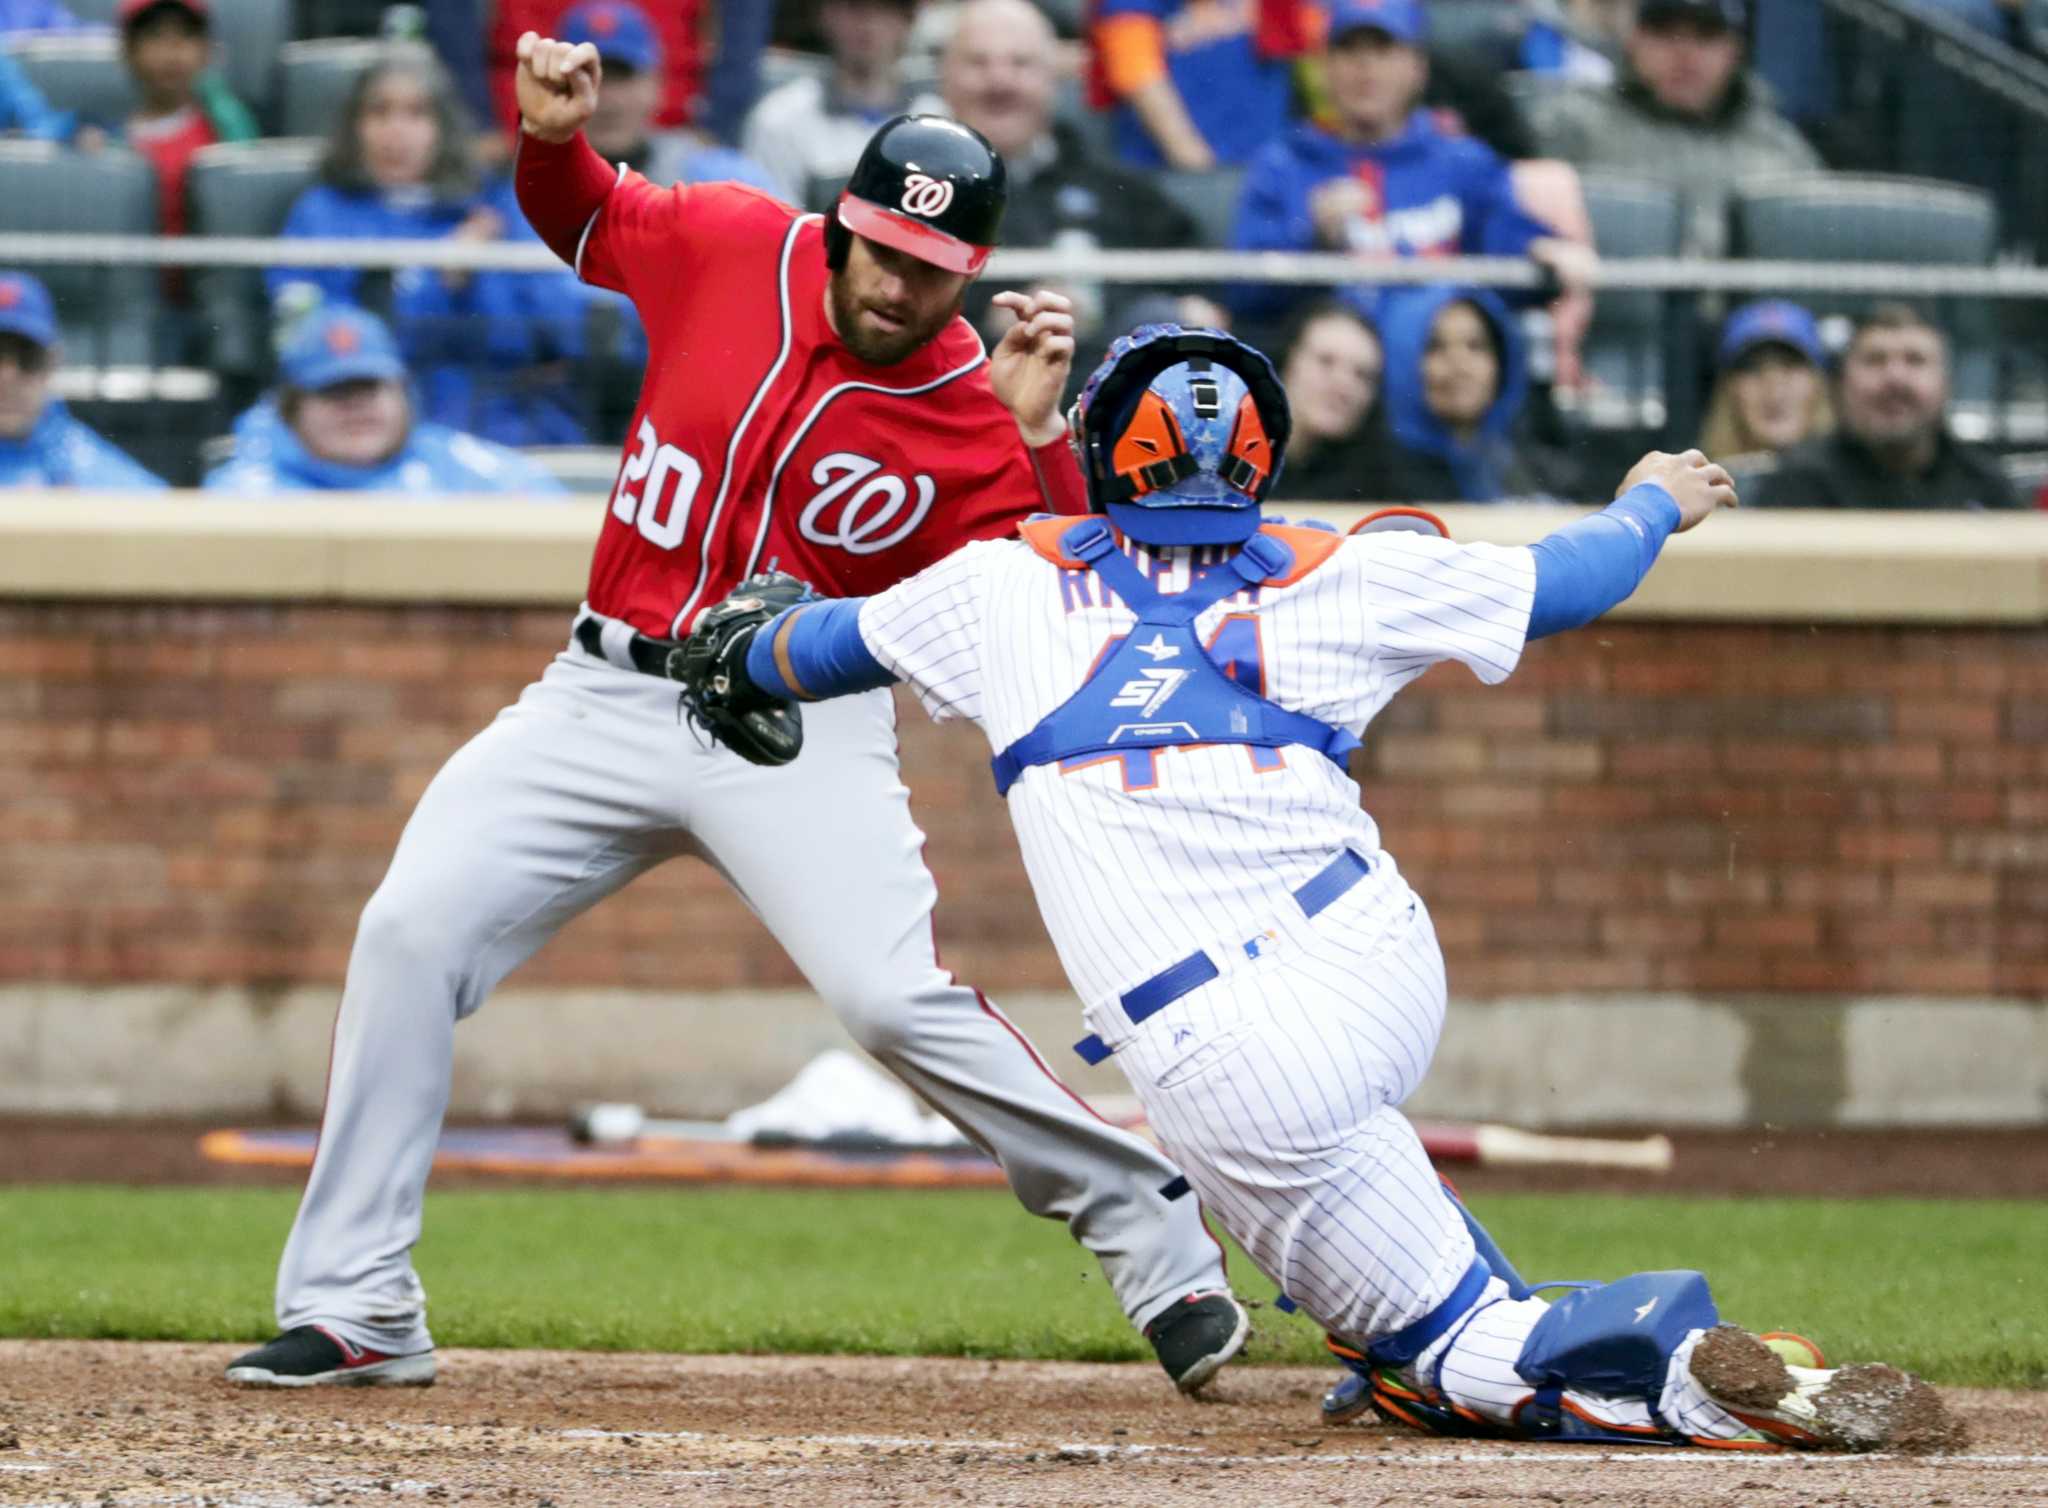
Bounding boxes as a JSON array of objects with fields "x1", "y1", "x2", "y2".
[
  {"x1": 673, "y1": 573, "x2": 812, "y2": 767},
  {"x1": 990, "y1": 289, "x2": 1076, "y2": 448},
  {"x1": 1617, "y1": 448, "x2": 1737, "y2": 533},
  {"x1": 515, "y1": 32, "x2": 600, "y2": 143}
]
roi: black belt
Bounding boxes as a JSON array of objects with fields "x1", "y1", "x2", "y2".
[{"x1": 574, "y1": 615, "x2": 688, "y2": 681}]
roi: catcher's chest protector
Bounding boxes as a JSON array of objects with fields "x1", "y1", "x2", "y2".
[{"x1": 989, "y1": 518, "x2": 1360, "y2": 796}]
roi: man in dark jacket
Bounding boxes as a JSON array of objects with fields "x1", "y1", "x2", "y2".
[
  {"x1": 1528, "y1": 0, "x2": 1820, "y2": 257},
  {"x1": 1751, "y1": 304, "x2": 2019, "y2": 510}
]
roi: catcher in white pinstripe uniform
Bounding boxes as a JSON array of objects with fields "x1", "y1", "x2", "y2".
[{"x1": 677, "y1": 323, "x2": 1960, "y2": 1453}]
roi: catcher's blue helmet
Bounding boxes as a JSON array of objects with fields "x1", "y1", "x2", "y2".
[{"x1": 1070, "y1": 323, "x2": 1290, "y2": 546}]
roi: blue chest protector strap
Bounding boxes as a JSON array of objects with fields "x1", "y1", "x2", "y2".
[{"x1": 989, "y1": 520, "x2": 1360, "y2": 796}]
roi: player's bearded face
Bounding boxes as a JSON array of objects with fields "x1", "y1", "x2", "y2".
[{"x1": 829, "y1": 236, "x2": 970, "y2": 366}]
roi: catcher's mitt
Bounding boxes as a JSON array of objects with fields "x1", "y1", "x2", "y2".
[{"x1": 673, "y1": 572, "x2": 812, "y2": 767}]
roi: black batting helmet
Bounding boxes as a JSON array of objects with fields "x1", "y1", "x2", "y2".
[{"x1": 825, "y1": 114, "x2": 1007, "y2": 275}]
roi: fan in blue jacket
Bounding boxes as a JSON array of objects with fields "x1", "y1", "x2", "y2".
[
  {"x1": 0, "y1": 50, "x2": 78, "y2": 141},
  {"x1": 267, "y1": 51, "x2": 590, "y2": 448},
  {"x1": 1377, "y1": 283, "x2": 1580, "y2": 502},
  {"x1": 0, "y1": 270, "x2": 166, "y2": 490},
  {"x1": 1229, "y1": 0, "x2": 1584, "y2": 328},
  {"x1": 204, "y1": 306, "x2": 568, "y2": 497}
]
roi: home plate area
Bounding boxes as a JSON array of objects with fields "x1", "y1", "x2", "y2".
[{"x1": 5, "y1": 1343, "x2": 2043, "y2": 1508}]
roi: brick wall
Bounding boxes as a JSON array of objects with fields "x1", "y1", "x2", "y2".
[{"x1": 3, "y1": 602, "x2": 2043, "y2": 999}]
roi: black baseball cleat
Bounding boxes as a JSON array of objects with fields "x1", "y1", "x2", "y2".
[
  {"x1": 1145, "y1": 1290, "x2": 1250, "y2": 1394},
  {"x1": 225, "y1": 1325, "x2": 436, "y2": 1388}
]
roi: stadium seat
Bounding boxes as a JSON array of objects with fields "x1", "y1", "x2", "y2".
[
  {"x1": 1730, "y1": 172, "x2": 2001, "y2": 403},
  {"x1": 1577, "y1": 171, "x2": 1685, "y2": 411},
  {"x1": 277, "y1": 37, "x2": 426, "y2": 141},
  {"x1": 211, "y1": 0, "x2": 292, "y2": 130},
  {"x1": 4, "y1": 33, "x2": 135, "y2": 130},
  {"x1": 1152, "y1": 167, "x2": 1247, "y2": 251},
  {"x1": 1426, "y1": 0, "x2": 1526, "y2": 59},
  {"x1": 0, "y1": 140, "x2": 158, "y2": 366},
  {"x1": 1729, "y1": 173, "x2": 1997, "y2": 268},
  {"x1": 1052, "y1": 72, "x2": 1114, "y2": 163},
  {"x1": 186, "y1": 137, "x2": 323, "y2": 380}
]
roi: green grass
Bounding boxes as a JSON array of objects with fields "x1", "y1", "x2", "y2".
[{"x1": 2, "y1": 1186, "x2": 2038, "y2": 1388}]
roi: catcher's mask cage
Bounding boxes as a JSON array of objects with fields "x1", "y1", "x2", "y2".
[
  {"x1": 824, "y1": 113, "x2": 1007, "y2": 275},
  {"x1": 1069, "y1": 323, "x2": 1292, "y2": 547}
]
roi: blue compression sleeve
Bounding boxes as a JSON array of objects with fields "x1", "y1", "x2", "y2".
[
  {"x1": 744, "y1": 599, "x2": 898, "y2": 701},
  {"x1": 1525, "y1": 484, "x2": 1682, "y2": 640}
]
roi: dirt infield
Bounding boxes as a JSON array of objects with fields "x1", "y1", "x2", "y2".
[
  {"x1": 8, "y1": 1118, "x2": 2048, "y2": 1198},
  {"x1": 1, "y1": 1341, "x2": 2041, "y2": 1507}
]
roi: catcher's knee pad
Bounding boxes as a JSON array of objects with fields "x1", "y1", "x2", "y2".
[{"x1": 1510, "y1": 1269, "x2": 1719, "y2": 1442}]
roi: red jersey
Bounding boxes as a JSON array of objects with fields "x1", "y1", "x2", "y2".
[
  {"x1": 129, "y1": 105, "x2": 218, "y2": 239},
  {"x1": 518, "y1": 137, "x2": 1081, "y2": 639}
]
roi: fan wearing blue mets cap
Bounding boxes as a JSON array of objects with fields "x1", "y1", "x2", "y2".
[
  {"x1": 203, "y1": 305, "x2": 565, "y2": 497},
  {"x1": 1229, "y1": 0, "x2": 1595, "y2": 330},
  {"x1": 560, "y1": 0, "x2": 774, "y2": 192},
  {"x1": 1699, "y1": 299, "x2": 1832, "y2": 466},
  {"x1": 0, "y1": 271, "x2": 166, "y2": 491}
]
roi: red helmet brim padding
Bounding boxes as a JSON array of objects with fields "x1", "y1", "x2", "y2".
[{"x1": 836, "y1": 193, "x2": 991, "y2": 276}]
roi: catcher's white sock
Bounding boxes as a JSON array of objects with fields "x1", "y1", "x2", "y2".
[{"x1": 1418, "y1": 1282, "x2": 1750, "y2": 1440}]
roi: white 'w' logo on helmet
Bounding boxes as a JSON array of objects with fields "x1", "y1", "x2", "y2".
[{"x1": 900, "y1": 172, "x2": 955, "y2": 218}]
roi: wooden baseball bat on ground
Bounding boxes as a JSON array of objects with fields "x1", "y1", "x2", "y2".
[
  {"x1": 571, "y1": 1102, "x2": 1672, "y2": 1171},
  {"x1": 1413, "y1": 1121, "x2": 1675, "y2": 1172}
]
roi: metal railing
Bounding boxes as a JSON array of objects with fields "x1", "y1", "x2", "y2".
[{"x1": 6, "y1": 235, "x2": 2046, "y2": 486}]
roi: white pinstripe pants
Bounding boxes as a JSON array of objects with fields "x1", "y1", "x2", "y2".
[
  {"x1": 1112, "y1": 874, "x2": 1477, "y2": 1349},
  {"x1": 1112, "y1": 869, "x2": 1749, "y2": 1437}
]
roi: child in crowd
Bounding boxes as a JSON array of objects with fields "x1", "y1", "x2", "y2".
[{"x1": 118, "y1": 0, "x2": 258, "y2": 238}]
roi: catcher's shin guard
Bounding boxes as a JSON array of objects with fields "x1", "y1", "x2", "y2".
[
  {"x1": 1439, "y1": 1175, "x2": 1531, "y2": 1300},
  {"x1": 1322, "y1": 1180, "x2": 1529, "y2": 1427}
]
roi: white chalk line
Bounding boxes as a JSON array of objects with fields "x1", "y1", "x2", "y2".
[{"x1": 403, "y1": 1423, "x2": 2048, "y2": 1469}]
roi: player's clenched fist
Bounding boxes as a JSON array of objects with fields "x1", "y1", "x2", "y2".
[
  {"x1": 515, "y1": 32, "x2": 600, "y2": 143},
  {"x1": 989, "y1": 289, "x2": 1076, "y2": 449},
  {"x1": 1616, "y1": 448, "x2": 1738, "y2": 533}
]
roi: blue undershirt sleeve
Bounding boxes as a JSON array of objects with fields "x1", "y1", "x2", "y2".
[
  {"x1": 744, "y1": 599, "x2": 898, "y2": 701},
  {"x1": 1525, "y1": 483, "x2": 1682, "y2": 640}
]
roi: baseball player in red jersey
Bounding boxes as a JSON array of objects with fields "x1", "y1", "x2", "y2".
[{"x1": 224, "y1": 33, "x2": 1245, "y2": 1393}]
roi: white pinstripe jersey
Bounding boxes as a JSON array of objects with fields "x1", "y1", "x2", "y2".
[{"x1": 858, "y1": 527, "x2": 1536, "y2": 1009}]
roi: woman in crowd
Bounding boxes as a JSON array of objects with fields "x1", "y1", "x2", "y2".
[
  {"x1": 268, "y1": 50, "x2": 587, "y2": 447},
  {"x1": 1377, "y1": 285, "x2": 1580, "y2": 502},
  {"x1": 1266, "y1": 299, "x2": 1414, "y2": 504},
  {"x1": 1699, "y1": 299, "x2": 1832, "y2": 469}
]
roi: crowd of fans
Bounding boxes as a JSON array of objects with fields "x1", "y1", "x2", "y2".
[{"x1": 0, "y1": 0, "x2": 2041, "y2": 507}]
